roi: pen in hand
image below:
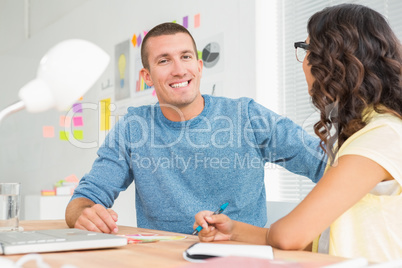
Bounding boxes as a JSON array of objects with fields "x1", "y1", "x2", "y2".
[{"x1": 192, "y1": 202, "x2": 229, "y2": 235}]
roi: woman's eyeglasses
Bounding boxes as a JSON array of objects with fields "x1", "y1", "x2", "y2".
[{"x1": 294, "y1": 42, "x2": 309, "y2": 63}]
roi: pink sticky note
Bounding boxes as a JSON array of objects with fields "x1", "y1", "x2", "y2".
[
  {"x1": 183, "y1": 16, "x2": 188, "y2": 28},
  {"x1": 59, "y1": 116, "x2": 71, "y2": 127},
  {"x1": 143, "y1": 31, "x2": 148, "y2": 36},
  {"x1": 43, "y1": 126, "x2": 55, "y2": 138},
  {"x1": 194, "y1": 13, "x2": 200, "y2": 28},
  {"x1": 72, "y1": 103, "x2": 82, "y2": 113},
  {"x1": 152, "y1": 89, "x2": 156, "y2": 96},
  {"x1": 73, "y1": 116, "x2": 83, "y2": 127}
]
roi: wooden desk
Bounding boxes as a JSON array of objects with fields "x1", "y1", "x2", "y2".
[{"x1": 3, "y1": 220, "x2": 345, "y2": 267}]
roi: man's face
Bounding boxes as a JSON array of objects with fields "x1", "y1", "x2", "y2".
[{"x1": 140, "y1": 33, "x2": 203, "y2": 109}]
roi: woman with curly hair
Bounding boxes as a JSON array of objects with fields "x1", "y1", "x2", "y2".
[{"x1": 194, "y1": 4, "x2": 402, "y2": 262}]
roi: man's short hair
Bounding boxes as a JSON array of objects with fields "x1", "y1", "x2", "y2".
[{"x1": 141, "y1": 22, "x2": 198, "y2": 70}]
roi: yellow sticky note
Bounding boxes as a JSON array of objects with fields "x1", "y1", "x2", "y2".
[
  {"x1": 73, "y1": 130, "x2": 84, "y2": 140},
  {"x1": 100, "y1": 98, "x2": 111, "y2": 131},
  {"x1": 60, "y1": 131, "x2": 69, "y2": 141}
]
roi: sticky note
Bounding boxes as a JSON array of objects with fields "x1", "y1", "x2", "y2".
[
  {"x1": 137, "y1": 34, "x2": 142, "y2": 47},
  {"x1": 143, "y1": 31, "x2": 148, "y2": 36},
  {"x1": 73, "y1": 130, "x2": 84, "y2": 140},
  {"x1": 194, "y1": 13, "x2": 200, "y2": 28},
  {"x1": 132, "y1": 34, "x2": 137, "y2": 47},
  {"x1": 78, "y1": 96, "x2": 83, "y2": 101},
  {"x1": 183, "y1": 16, "x2": 188, "y2": 28},
  {"x1": 152, "y1": 89, "x2": 156, "y2": 96},
  {"x1": 100, "y1": 98, "x2": 111, "y2": 131},
  {"x1": 60, "y1": 131, "x2": 69, "y2": 141},
  {"x1": 43, "y1": 126, "x2": 55, "y2": 138},
  {"x1": 73, "y1": 116, "x2": 83, "y2": 127},
  {"x1": 73, "y1": 103, "x2": 82, "y2": 113},
  {"x1": 59, "y1": 116, "x2": 71, "y2": 127}
]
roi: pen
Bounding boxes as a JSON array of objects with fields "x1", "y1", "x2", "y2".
[{"x1": 192, "y1": 202, "x2": 229, "y2": 235}]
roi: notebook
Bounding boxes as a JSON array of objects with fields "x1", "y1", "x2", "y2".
[
  {"x1": 183, "y1": 242, "x2": 274, "y2": 263},
  {"x1": 0, "y1": 228, "x2": 128, "y2": 255}
]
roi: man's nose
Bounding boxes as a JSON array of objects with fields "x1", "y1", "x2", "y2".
[{"x1": 171, "y1": 60, "x2": 186, "y2": 76}]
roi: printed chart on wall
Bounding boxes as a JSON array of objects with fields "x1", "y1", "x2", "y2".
[
  {"x1": 131, "y1": 30, "x2": 156, "y2": 103},
  {"x1": 197, "y1": 32, "x2": 224, "y2": 96},
  {"x1": 115, "y1": 40, "x2": 131, "y2": 101},
  {"x1": 134, "y1": 53, "x2": 153, "y2": 95}
]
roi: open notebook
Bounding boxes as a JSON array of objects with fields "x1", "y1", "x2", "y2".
[{"x1": 0, "y1": 228, "x2": 127, "y2": 255}]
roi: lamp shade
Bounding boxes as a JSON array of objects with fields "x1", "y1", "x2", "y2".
[{"x1": 18, "y1": 39, "x2": 110, "y2": 112}]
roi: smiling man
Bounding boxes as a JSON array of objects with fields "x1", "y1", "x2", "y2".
[
  {"x1": 65, "y1": 23, "x2": 327, "y2": 235},
  {"x1": 140, "y1": 30, "x2": 204, "y2": 121}
]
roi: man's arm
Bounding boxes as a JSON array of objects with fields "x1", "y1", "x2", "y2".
[
  {"x1": 65, "y1": 197, "x2": 119, "y2": 234},
  {"x1": 247, "y1": 100, "x2": 327, "y2": 182}
]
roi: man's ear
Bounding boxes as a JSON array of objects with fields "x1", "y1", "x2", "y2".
[
  {"x1": 140, "y1": 68, "x2": 154, "y2": 87},
  {"x1": 198, "y1": 59, "x2": 203, "y2": 77}
]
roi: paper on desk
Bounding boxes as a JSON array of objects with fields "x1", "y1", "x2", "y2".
[
  {"x1": 121, "y1": 233, "x2": 187, "y2": 243},
  {"x1": 184, "y1": 242, "x2": 273, "y2": 263}
]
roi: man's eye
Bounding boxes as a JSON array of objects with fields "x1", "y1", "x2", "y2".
[
  {"x1": 183, "y1": 55, "x2": 192, "y2": 59},
  {"x1": 159, "y1": 59, "x2": 168, "y2": 64}
]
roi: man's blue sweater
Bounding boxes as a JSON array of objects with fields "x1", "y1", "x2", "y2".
[{"x1": 72, "y1": 95, "x2": 326, "y2": 234}]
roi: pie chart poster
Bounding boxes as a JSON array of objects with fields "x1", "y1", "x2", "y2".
[
  {"x1": 197, "y1": 32, "x2": 224, "y2": 95},
  {"x1": 197, "y1": 33, "x2": 224, "y2": 74}
]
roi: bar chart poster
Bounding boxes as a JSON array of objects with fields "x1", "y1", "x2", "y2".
[{"x1": 134, "y1": 53, "x2": 153, "y2": 93}]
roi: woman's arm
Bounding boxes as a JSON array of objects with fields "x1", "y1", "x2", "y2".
[
  {"x1": 195, "y1": 154, "x2": 391, "y2": 248},
  {"x1": 267, "y1": 154, "x2": 391, "y2": 250}
]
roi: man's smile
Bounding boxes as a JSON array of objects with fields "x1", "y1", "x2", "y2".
[{"x1": 170, "y1": 80, "x2": 190, "y2": 88}]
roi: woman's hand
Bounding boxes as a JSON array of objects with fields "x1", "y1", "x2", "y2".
[{"x1": 193, "y1": 211, "x2": 234, "y2": 242}]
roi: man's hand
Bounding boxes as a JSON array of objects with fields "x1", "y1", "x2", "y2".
[
  {"x1": 193, "y1": 211, "x2": 234, "y2": 242},
  {"x1": 65, "y1": 198, "x2": 119, "y2": 234}
]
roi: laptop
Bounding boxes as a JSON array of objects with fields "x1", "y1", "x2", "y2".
[{"x1": 0, "y1": 228, "x2": 128, "y2": 255}]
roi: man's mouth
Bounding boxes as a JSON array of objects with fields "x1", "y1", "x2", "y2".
[{"x1": 170, "y1": 80, "x2": 190, "y2": 88}]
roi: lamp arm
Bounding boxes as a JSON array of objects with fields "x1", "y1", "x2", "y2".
[{"x1": 0, "y1": 101, "x2": 26, "y2": 126}]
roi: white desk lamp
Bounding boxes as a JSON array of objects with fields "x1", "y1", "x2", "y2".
[{"x1": 0, "y1": 39, "x2": 110, "y2": 123}]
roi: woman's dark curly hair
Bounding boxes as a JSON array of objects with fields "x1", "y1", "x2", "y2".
[{"x1": 307, "y1": 4, "x2": 402, "y2": 161}]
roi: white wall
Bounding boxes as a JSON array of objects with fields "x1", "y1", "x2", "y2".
[{"x1": 0, "y1": 0, "x2": 258, "y2": 224}]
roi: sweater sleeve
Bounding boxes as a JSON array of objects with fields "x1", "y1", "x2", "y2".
[
  {"x1": 71, "y1": 117, "x2": 134, "y2": 207},
  {"x1": 246, "y1": 99, "x2": 327, "y2": 183}
]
